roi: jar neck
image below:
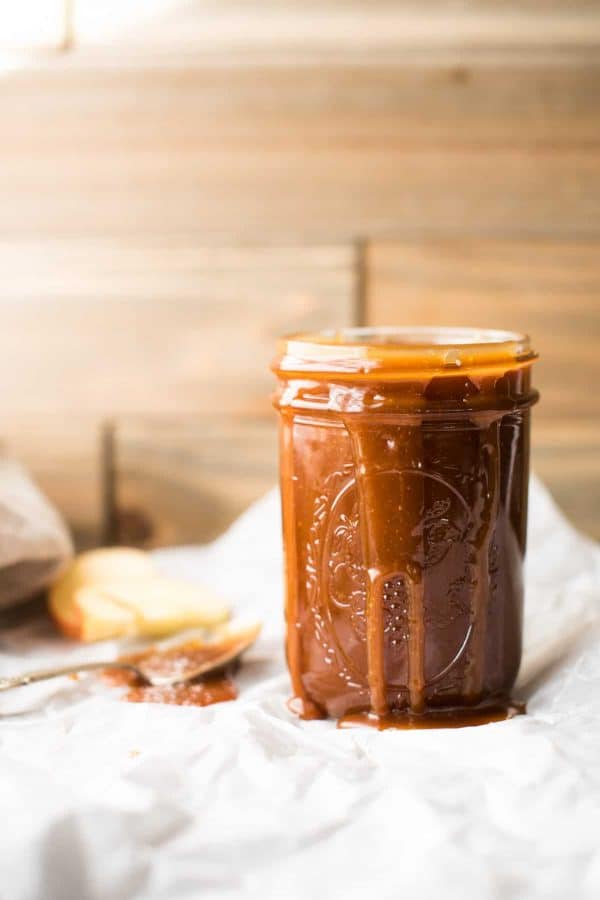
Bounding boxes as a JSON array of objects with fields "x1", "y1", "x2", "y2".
[{"x1": 274, "y1": 367, "x2": 538, "y2": 418}]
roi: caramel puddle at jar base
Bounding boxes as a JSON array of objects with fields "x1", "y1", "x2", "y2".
[
  {"x1": 338, "y1": 699, "x2": 526, "y2": 731},
  {"x1": 273, "y1": 327, "x2": 539, "y2": 729}
]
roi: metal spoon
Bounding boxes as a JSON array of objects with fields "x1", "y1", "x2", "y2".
[{"x1": 0, "y1": 623, "x2": 261, "y2": 692}]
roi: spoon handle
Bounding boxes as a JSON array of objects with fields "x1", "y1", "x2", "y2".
[{"x1": 0, "y1": 660, "x2": 134, "y2": 692}]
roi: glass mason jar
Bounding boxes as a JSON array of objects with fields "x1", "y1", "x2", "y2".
[{"x1": 272, "y1": 327, "x2": 539, "y2": 728}]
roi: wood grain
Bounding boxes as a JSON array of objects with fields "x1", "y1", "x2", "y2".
[
  {"x1": 72, "y1": 2, "x2": 600, "y2": 63},
  {"x1": 106, "y1": 416, "x2": 278, "y2": 547},
  {"x1": 0, "y1": 61, "x2": 599, "y2": 241},
  {"x1": 0, "y1": 240, "x2": 354, "y2": 419}
]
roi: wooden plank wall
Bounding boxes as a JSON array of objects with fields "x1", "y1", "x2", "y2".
[
  {"x1": 1, "y1": 243, "x2": 355, "y2": 545},
  {"x1": 106, "y1": 416, "x2": 279, "y2": 548},
  {"x1": 0, "y1": 1, "x2": 598, "y2": 543},
  {"x1": 2, "y1": 61, "x2": 599, "y2": 241}
]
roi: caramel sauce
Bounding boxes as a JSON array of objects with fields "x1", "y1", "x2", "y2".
[
  {"x1": 124, "y1": 679, "x2": 237, "y2": 707},
  {"x1": 273, "y1": 328, "x2": 538, "y2": 728},
  {"x1": 103, "y1": 637, "x2": 242, "y2": 707},
  {"x1": 338, "y1": 699, "x2": 526, "y2": 731}
]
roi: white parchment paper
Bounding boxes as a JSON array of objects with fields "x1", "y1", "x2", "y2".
[{"x1": 0, "y1": 476, "x2": 599, "y2": 900}]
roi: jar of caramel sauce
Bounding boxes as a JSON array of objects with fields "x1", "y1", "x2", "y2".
[{"x1": 272, "y1": 328, "x2": 539, "y2": 729}]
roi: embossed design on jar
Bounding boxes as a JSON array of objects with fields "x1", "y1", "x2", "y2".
[
  {"x1": 327, "y1": 503, "x2": 369, "y2": 641},
  {"x1": 307, "y1": 465, "x2": 478, "y2": 690},
  {"x1": 306, "y1": 465, "x2": 365, "y2": 684},
  {"x1": 383, "y1": 576, "x2": 409, "y2": 645}
]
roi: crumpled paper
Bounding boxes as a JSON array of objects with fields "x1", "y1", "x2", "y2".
[
  {"x1": 0, "y1": 458, "x2": 73, "y2": 610},
  {"x1": 0, "y1": 475, "x2": 599, "y2": 900}
]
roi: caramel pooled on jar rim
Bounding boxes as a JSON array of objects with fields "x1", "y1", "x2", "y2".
[{"x1": 272, "y1": 327, "x2": 538, "y2": 729}]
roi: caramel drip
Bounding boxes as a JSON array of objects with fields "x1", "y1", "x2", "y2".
[
  {"x1": 345, "y1": 419, "x2": 426, "y2": 716},
  {"x1": 338, "y1": 698, "x2": 525, "y2": 731},
  {"x1": 406, "y1": 573, "x2": 426, "y2": 713},
  {"x1": 463, "y1": 419, "x2": 501, "y2": 700},
  {"x1": 365, "y1": 574, "x2": 387, "y2": 716},
  {"x1": 279, "y1": 415, "x2": 325, "y2": 719}
]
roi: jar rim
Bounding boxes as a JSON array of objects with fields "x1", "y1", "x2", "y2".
[{"x1": 273, "y1": 326, "x2": 537, "y2": 379}]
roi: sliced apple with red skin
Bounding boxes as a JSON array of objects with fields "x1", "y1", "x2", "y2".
[{"x1": 49, "y1": 548, "x2": 230, "y2": 642}]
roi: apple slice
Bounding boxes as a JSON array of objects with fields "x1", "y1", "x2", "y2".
[
  {"x1": 59, "y1": 547, "x2": 153, "y2": 585},
  {"x1": 66, "y1": 584, "x2": 137, "y2": 642},
  {"x1": 49, "y1": 548, "x2": 154, "y2": 640},
  {"x1": 49, "y1": 548, "x2": 230, "y2": 642},
  {"x1": 88, "y1": 576, "x2": 230, "y2": 636}
]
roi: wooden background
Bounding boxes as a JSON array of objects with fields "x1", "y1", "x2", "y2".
[{"x1": 0, "y1": 0, "x2": 598, "y2": 544}]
